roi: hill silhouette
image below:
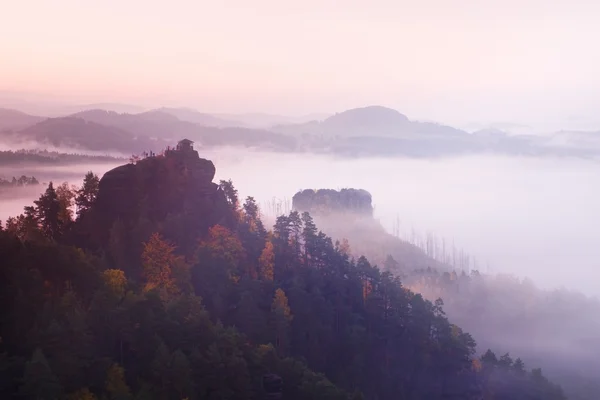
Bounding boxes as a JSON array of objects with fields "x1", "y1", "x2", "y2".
[
  {"x1": 273, "y1": 105, "x2": 467, "y2": 138},
  {"x1": 71, "y1": 109, "x2": 297, "y2": 150},
  {"x1": 11, "y1": 117, "x2": 159, "y2": 153},
  {"x1": 0, "y1": 108, "x2": 45, "y2": 132},
  {"x1": 156, "y1": 107, "x2": 244, "y2": 127}
]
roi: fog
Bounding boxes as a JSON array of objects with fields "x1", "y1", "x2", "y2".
[
  {"x1": 3, "y1": 148, "x2": 599, "y2": 298},
  {"x1": 3, "y1": 146, "x2": 599, "y2": 396},
  {"x1": 0, "y1": 161, "x2": 121, "y2": 221},
  {"x1": 206, "y1": 148, "x2": 600, "y2": 297}
]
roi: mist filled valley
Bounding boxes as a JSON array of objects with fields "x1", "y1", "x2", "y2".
[
  {"x1": 5, "y1": 148, "x2": 599, "y2": 295},
  {"x1": 4, "y1": 1, "x2": 600, "y2": 397},
  {"x1": 2, "y1": 134, "x2": 600, "y2": 399}
]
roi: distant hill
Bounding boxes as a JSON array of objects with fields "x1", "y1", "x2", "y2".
[
  {"x1": 72, "y1": 109, "x2": 297, "y2": 150},
  {"x1": 59, "y1": 102, "x2": 147, "y2": 115},
  {"x1": 11, "y1": 117, "x2": 160, "y2": 153},
  {"x1": 0, "y1": 108, "x2": 45, "y2": 132},
  {"x1": 214, "y1": 112, "x2": 331, "y2": 129},
  {"x1": 156, "y1": 107, "x2": 244, "y2": 127},
  {"x1": 273, "y1": 105, "x2": 468, "y2": 138}
]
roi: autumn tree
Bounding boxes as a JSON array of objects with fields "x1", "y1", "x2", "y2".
[
  {"x1": 198, "y1": 225, "x2": 245, "y2": 279},
  {"x1": 259, "y1": 240, "x2": 275, "y2": 281},
  {"x1": 271, "y1": 288, "x2": 293, "y2": 356},
  {"x1": 141, "y1": 233, "x2": 180, "y2": 298}
]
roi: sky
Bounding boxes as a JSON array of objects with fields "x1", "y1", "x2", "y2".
[{"x1": 2, "y1": 0, "x2": 600, "y2": 127}]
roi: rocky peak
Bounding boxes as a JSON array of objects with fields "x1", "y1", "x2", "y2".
[
  {"x1": 292, "y1": 188, "x2": 373, "y2": 217},
  {"x1": 88, "y1": 143, "x2": 231, "y2": 250}
]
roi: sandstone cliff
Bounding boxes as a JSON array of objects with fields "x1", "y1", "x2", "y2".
[
  {"x1": 292, "y1": 188, "x2": 373, "y2": 217},
  {"x1": 85, "y1": 145, "x2": 233, "y2": 261}
]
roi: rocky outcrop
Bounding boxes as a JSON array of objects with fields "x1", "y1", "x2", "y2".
[
  {"x1": 292, "y1": 188, "x2": 373, "y2": 217},
  {"x1": 88, "y1": 145, "x2": 232, "y2": 252}
]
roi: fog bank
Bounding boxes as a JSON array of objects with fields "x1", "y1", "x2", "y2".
[
  {"x1": 0, "y1": 161, "x2": 121, "y2": 221},
  {"x1": 2, "y1": 148, "x2": 597, "y2": 297},
  {"x1": 207, "y1": 148, "x2": 600, "y2": 296}
]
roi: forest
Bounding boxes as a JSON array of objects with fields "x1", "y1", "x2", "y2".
[{"x1": 0, "y1": 146, "x2": 568, "y2": 399}]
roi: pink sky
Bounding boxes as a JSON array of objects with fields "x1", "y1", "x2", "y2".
[{"x1": 1, "y1": 0, "x2": 600, "y2": 125}]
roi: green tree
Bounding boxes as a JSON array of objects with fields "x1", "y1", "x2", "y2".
[
  {"x1": 219, "y1": 179, "x2": 239, "y2": 212},
  {"x1": 34, "y1": 182, "x2": 63, "y2": 239},
  {"x1": 56, "y1": 181, "x2": 76, "y2": 227},
  {"x1": 75, "y1": 171, "x2": 99, "y2": 219}
]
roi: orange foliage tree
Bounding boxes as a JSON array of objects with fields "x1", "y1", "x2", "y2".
[
  {"x1": 141, "y1": 232, "x2": 181, "y2": 298},
  {"x1": 197, "y1": 225, "x2": 246, "y2": 280}
]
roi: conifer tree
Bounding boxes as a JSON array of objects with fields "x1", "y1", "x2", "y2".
[
  {"x1": 34, "y1": 182, "x2": 63, "y2": 239},
  {"x1": 75, "y1": 171, "x2": 99, "y2": 219}
]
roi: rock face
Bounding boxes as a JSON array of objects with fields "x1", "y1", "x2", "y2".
[
  {"x1": 90, "y1": 146, "x2": 231, "y2": 251},
  {"x1": 292, "y1": 188, "x2": 373, "y2": 217}
]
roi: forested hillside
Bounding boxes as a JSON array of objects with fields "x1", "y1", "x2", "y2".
[
  {"x1": 289, "y1": 188, "x2": 600, "y2": 400},
  {"x1": 0, "y1": 145, "x2": 566, "y2": 399}
]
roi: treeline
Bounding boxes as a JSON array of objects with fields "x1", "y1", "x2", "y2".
[
  {"x1": 403, "y1": 267, "x2": 600, "y2": 400},
  {"x1": 0, "y1": 170, "x2": 566, "y2": 399},
  {"x1": 0, "y1": 175, "x2": 39, "y2": 188},
  {"x1": 0, "y1": 149, "x2": 124, "y2": 165}
]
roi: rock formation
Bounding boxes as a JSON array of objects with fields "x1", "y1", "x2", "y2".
[
  {"x1": 292, "y1": 188, "x2": 373, "y2": 217},
  {"x1": 86, "y1": 142, "x2": 233, "y2": 256}
]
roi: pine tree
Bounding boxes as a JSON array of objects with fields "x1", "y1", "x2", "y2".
[
  {"x1": 219, "y1": 179, "x2": 239, "y2": 211},
  {"x1": 75, "y1": 171, "x2": 99, "y2": 219},
  {"x1": 242, "y1": 196, "x2": 266, "y2": 235},
  {"x1": 34, "y1": 182, "x2": 63, "y2": 239}
]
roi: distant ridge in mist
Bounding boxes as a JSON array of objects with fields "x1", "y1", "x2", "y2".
[
  {"x1": 273, "y1": 105, "x2": 467, "y2": 138},
  {"x1": 15, "y1": 117, "x2": 157, "y2": 153},
  {"x1": 3, "y1": 102, "x2": 600, "y2": 158},
  {"x1": 0, "y1": 108, "x2": 45, "y2": 132},
  {"x1": 155, "y1": 107, "x2": 244, "y2": 127}
]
